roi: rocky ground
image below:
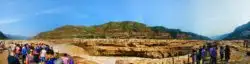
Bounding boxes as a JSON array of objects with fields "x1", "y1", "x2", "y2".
[{"x1": 0, "y1": 39, "x2": 249, "y2": 64}]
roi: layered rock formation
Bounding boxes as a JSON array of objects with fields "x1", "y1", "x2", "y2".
[{"x1": 64, "y1": 39, "x2": 205, "y2": 58}]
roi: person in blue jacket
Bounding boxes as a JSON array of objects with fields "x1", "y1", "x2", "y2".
[
  {"x1": 21, "y1": 46, "x2": 28, "y2": 64},
  {"x1": 45, "y1": 49, "x2": 57, "y2": 64}
]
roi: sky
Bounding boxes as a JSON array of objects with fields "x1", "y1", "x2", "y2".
[{"x1": 0, "y1": 0, "x2": 250, "y2": 37}]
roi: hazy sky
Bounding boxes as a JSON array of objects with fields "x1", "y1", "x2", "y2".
[{"x1": 0, "y1": 0, "x2": 250, "y2": 37}]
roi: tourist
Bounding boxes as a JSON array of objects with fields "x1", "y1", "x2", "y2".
[
  {"x1": 7, "y1": 46, "x2": 12, "y2": 55},
  {"x1": 219, "y1": 46, "x2": 225, "y2": 62},
  {"x1": 45, "y1": 49, "x2": 58, "y2": 64},
  {"x1": 55, "y1": 58, "x2": 63, "y2": 64},
  {"x1": 0, "y1": 42, "x2": 5, "y2": 52},
  {"x1": 21, "y1": 46, "x2": 28, "y2": 64},
  {"x1": 25, "y1": 49, "x2": 36, "y2": 64},
  {"x1": 45, "y1": 45, "x2": 50, "y2": 51},
  {"x1": 225, "y1": 45, "x2": 231, "y2": 64},
  {"x1": 14, "y1": 44, "x2": 21, "y2": 58},
  {"x1": 209, "y1": 46, "x2": 217, "y2": 64},
  {"x1": 200, "y1": 45, "x2": 206, "y2": 64},
  {"x1": 8, "y1": 52, "x2": 20, "y2": 64},
  {"x1": 33, "y1": 47, "x2": 41, "y2": 63},
  {"x1": 11, "y1": 43, "x2": 16, "y2": 52},
  {"x1": 60, "y1": 53, "x2": 75, "y2": 64},
  {"x1": 35, "y1": 44, "x2": 42, "y2": 53},
  {"x1": 61, "y1": 53, "x2": 70, "y2": 64},
  {"x1": 196, "y1": 48, "x2": 202, "y2": 64},
  {"x1": 55, "y1": 52, "x2": 60, "y2": 59},
  {"x1": 40, "y1": 48, "x2": 47, "y2": 62},
  {"x1": 6, "y1": 42, "x2": 74, "y2": 64},
  {"x1": 68, "y1": 56, "x2": 75, "y2": 64},
  {"x1": 204, "y1": 45, "x2": 212, "y2": 64},
  {"x1": 191, "y1": 49, "x2": 196, "y2": 64}
]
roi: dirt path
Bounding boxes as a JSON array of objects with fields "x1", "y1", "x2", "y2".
[{"x1": 0, "y1": 50, "x2": 9, "y2": 64}]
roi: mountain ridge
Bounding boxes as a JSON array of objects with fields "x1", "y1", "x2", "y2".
[
  {"x1": 4, "y1": 34, "x2": 30, "y2": 40},
  {"x1": 0, "y1": 31, "x2": 8, "y2": 39},
  {"x1": 33, "y1": 21, "x2": 210, "y2": 40},
  {"x1": 223, "y1": 21, "x2": 250, "y2": 40}
]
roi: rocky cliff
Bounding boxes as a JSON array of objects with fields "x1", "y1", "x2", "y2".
[{"x1": 44, "y1": 39, "x2": 205, "y2": 58}]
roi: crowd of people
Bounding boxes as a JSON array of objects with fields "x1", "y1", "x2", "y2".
[
  {"x1": 7, "y1": 42, "x2": 74, "y2": 64},
  {"x1": 191, "y1": 44, "x2": 231, "y2": 64},
  {"x1": 1, "y1": 41, "x2": 234, "y2": 64}
]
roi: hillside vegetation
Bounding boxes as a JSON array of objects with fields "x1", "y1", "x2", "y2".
[
  {"x1": 34, "y1": 21, "x2": 210, "y2": 40},
  {"x1": 0, "y1": 31, "x2": 7, "y2": 39},
  {"x1": 224, "y1": 22, "x2": 250, "y2": 40}
]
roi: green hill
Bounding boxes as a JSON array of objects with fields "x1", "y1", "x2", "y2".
[
  {"x1": 0, "y1": 31, "x2": 7, "y2": 39},
  {"x1": 224, "y1": 22, "x2": 250, "y2": 40},
  {"x1": 34, "y1": 21, "x2": 210, "y2": 40}
]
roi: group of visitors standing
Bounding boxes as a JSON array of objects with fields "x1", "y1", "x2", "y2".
[
  {"x1": 7, "y1": 42, "x2": 74, "y2": 64},
  {"x1": 191, "y1": 44, "x2": 231, "y2": 64}
]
